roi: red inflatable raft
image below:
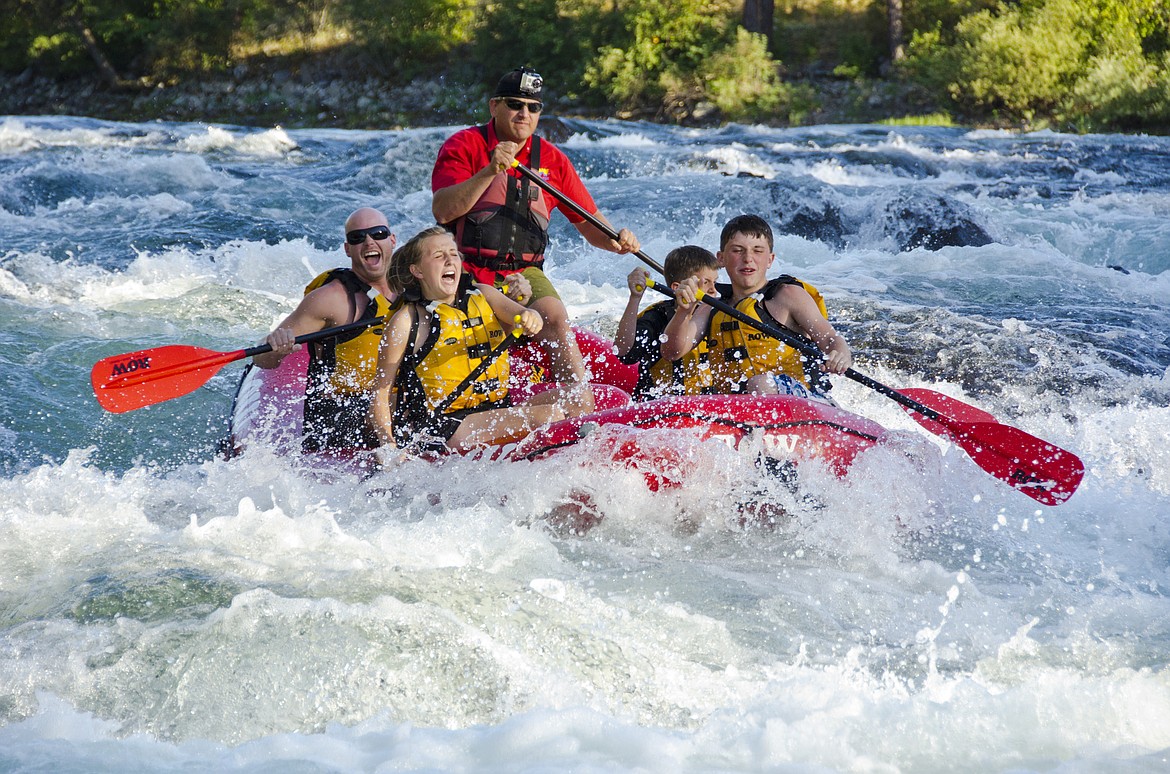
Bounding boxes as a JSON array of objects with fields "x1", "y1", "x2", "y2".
[{"x1": 225, "y1": 328, "x2": 889, "y2": 489}]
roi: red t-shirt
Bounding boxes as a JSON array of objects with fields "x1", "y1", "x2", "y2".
[{"x1": 431, "y1": 122, "x2": 597, "y2": 224}]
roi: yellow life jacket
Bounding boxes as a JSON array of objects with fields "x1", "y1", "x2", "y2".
[
  {"x1": 302, "y1": 268, "x2": 396, "y2": 395},
  {"x1": 631, "y1": 300, "x2": 713, "y2": 400},
  {"x1": 705, "y1": 276, "x2": 828, "y2": 393},
  {"x1": 401, "y1": 277, "x2": 510, "y2": 415}
]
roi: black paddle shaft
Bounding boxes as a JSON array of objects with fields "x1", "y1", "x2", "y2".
[{"x1": 242, "y1": 315, "x2": 388, "y2": 359}]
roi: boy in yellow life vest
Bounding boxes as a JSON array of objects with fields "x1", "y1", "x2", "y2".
[
  {"x1": 369, "y1": 226, "x2": 566, "y2": 458},
  {"x1": 661, "y1": 214, "x2": 853, "y2": 399},
  {"x1": 614, "y1": 245, "x2": 720, "y2": 401}
]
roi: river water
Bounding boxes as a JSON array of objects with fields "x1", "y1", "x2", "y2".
[{"x1": 1, "y1": 115, "x2": 1169, "y2": 772}]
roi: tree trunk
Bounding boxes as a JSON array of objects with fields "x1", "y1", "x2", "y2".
[
  {"x1": 887, "y1": 0, "x2": 905, "y2": 62},
  {"x1": 743, "y1": 0, "x2": 774, "y2": 47},
  {"x1": 74, "y1": 20, "x2": 131, "y2": 89}
]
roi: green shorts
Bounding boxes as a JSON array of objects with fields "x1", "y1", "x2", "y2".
[{"x1": 492, "y1": 266, "x2": 561, "y2": 304}]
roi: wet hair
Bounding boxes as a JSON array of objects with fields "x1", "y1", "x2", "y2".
[
  {"x1": 389, "y1": 225, "x2": 452, "y2": 295},
  {"x1": 663, "y1": 245, "x2": 718, "y2": 286},
  {"x1": 719, "y1": 214, "x2": 774, "y2": 251}
]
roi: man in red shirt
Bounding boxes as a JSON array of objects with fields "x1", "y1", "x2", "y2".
[{"x1": 431, "y1": 67, "x2": 640, "y2": 415}]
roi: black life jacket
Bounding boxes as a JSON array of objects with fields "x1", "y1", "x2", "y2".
[{"x1": 452, "y1": 125, "x2": 551, "y2": 273}]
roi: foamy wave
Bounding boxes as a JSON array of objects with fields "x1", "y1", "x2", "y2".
[
  {"x1": 2, "y1": 236, "x2": 334, "y2": 320},
  {"x1": 177, "y1": 125, "x2": 298, "y2": 157},
  {"x1": 702, "y1": 145, "x2": 777, "y2": 178},
  {"x1": 562, "y1": 131, "x2": 658, "y2": 149},
  {"x1": 0, "y1": 117, "x2": 168, "y2": 154}
]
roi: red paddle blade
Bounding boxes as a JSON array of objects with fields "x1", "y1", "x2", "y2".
[
  {"x1": 957, "y1": 421, "x2": 1084, "y2": 505},
  {"x1": 91, "y1": 345, "x2": 245, "y2": 413},
  {"x1": 900, "y1": 401, "x2": 1084, "y2": 506}
]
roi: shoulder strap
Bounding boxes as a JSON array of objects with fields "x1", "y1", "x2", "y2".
[
  {"x1": 454, "y1": 273, "x2": 477, "y2": 314},
  {"x1": 403, "y1": 302, "x2": 434, "y2": 366},
  {"x1": 761, "y1": 275, "x2": 802, "y2": 300}
]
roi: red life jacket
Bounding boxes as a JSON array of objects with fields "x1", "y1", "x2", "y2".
[{"x1": 452, "y1": 125, "x2": 551, "y2": 276}]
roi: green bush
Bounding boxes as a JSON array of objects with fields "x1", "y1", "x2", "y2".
[
  {"x1": 584, "y1": 0, "x2": 739, "y2": 108},
  {"x1": 582, "y1": 0, "x2": 792, "y2": 120},
  {"x1": 143, "y1": 0, "x2": 245, "y2": 75},
  {"x1": 903, "y1": 0, "x2": 1170, "y2": 129},
  {"x1": 700, "y1": 27, "x2": 795, "y2": 121},
  {"x1": 7, "y1": 0, "x2": 245, "y2": 79},
  {"x1": 471, "y1": 0, "x2": 617, "y2": 100},
  {"x1": 1069, "y1": 50, "x2": 1170, "y2": 129},
  {"x1": 342, "y1": 0, "x2": 474, "y2": 78}
]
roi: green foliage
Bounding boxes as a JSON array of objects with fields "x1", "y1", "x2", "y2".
[
  {"x1": 901, "y1": 0, "x2": 999, "y2": 43},
  {"x1": 142, "y1": 0, "x2": 245, "y2": 74},
  {"x1": 880, "y1": 111, "x2": 955, "y2": 126},
  {"x1": 9, "y1": 0, "x2": 244, "y2": 79},
  {"x1": 583, "y1": 0, "x2": 792, "y2": 121},
  {"x1": 242, "y1": 0, "x2": 340, "y2": 41},
  {"x1": 471, "y1": 0, "x2": 616, "y2": 99},
  {"x1": 584, "y1": 0, "x2": 739, "y2": 108},
  {"x1": 3, "y1": 0, "x2": 1169, "y2": 132},
  {"x1": 343, "y1": 0, "x2": 474, "y2": 78},
  {"x1": 904, "y1": 0, "x2": 1170, "y2": 130},
  {"x1": 701, "y1": 27, "x2": 795, "y2": 121},
  {"x1": 24, "y1": 32, "x2": 87, "y2": 75}
]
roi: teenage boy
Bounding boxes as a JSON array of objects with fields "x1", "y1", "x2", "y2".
[{"x1": 662, "y1": 214, "x2": 852, "y2": 398}]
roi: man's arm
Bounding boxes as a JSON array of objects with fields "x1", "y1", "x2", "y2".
[
  {"x1": 252, "y1": 283, "x2": 346, "y2": 369},
  {"x1": 768, "y1": 285, "x2": 853, "y2": 374},
  {"x1": 432, "y1": 139, "x2": 523, "y2": 224},
  {"x1": 572, "y1": 213, "x2": 640, "y2": 254}
]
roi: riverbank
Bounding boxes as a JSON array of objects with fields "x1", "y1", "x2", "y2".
[{"x1": 0, "y1": 61, "x2": 946, "y2": 130}]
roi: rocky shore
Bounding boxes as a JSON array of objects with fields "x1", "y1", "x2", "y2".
[
  {"x1": 1, "y1": 61, "x2": 934, "y2": 130},
  {"x1": 0, "y1": 68, "x2": 479, "y2": 129}
]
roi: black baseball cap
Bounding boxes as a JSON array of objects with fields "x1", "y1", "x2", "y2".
[{"x1": 493, "y1": 67, "x2": 543, "y2": 100}]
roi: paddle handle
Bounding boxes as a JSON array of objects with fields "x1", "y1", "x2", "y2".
[{"x1": 244, "y1": 314, "x2": 389, "y2": 358}]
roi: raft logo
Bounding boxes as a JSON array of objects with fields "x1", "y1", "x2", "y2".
[
  {"x1": 1010, "y1": 469, "x2": 1056, "y2": 491},
  {"x1": 110, "y1": 356, "x2": 151, "y2": 376},
  {"x1": 762, "y1": 433, "x2": 800, "y2": 457}
]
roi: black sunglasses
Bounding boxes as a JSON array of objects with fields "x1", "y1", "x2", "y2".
[
  {"x1": 500, "y1": 98, "x2": 543, "y2": 113},
  {"x1": 346, "y1": 225, "x2": 391, "y2": 245}
]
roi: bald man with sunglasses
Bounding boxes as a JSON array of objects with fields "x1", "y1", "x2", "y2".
[
  {"x1": 431, "y1": 67, "x2": 640, "y2": 416},
  {"x1": 254, "y1": 207, "x2": 400, "y2": 452}
]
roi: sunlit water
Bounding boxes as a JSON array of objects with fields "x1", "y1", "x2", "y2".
[{"x1": 1, "y1": 115, "x2": 1169, "y2": 772}]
